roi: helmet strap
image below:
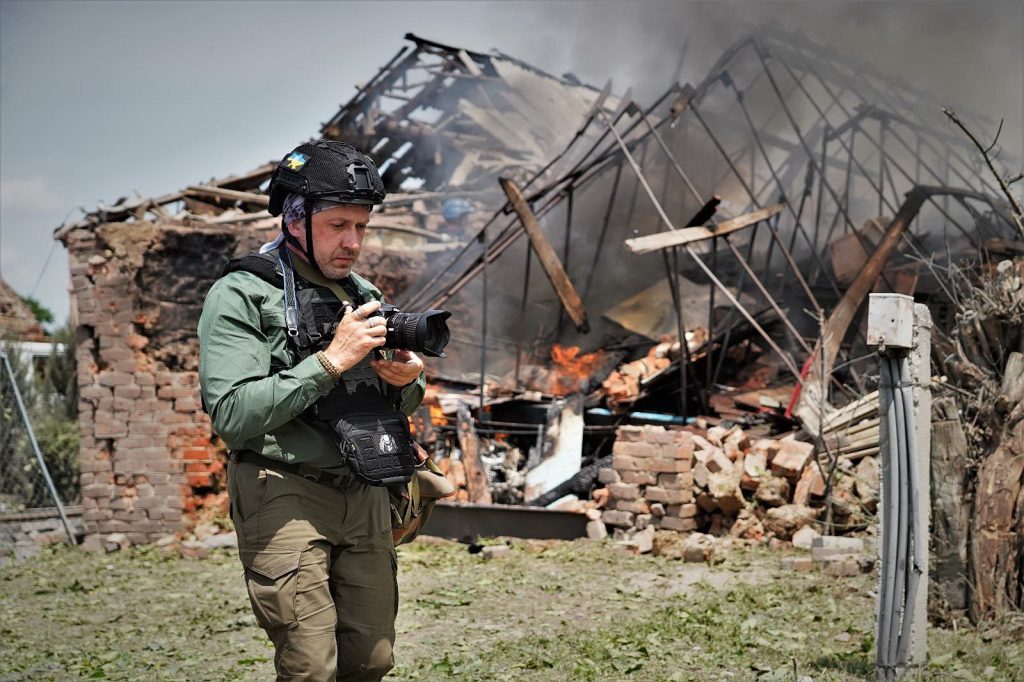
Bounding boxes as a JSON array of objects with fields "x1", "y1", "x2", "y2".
[{"x1": 302, "y1": 197, "x2": 327, "y2": 279}]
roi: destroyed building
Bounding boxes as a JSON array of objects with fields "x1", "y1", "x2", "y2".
[{"x1": 56, "y1": 28, "x2": 1022, "y2": 618}]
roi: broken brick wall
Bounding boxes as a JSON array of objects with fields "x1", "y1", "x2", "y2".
[
  {"x1": 65, "y1": 218, "x2": 426, "y2": 545},
  {"x1": 600, "y1": 425, "x2": 698, "y2": 534},
  {"x1": 599, "y1": 424, "x2": 825, "y2": 543}
]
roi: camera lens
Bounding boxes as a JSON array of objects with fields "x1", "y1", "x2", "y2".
[{"x1": 384, "y1": 309, "x2": 452, "y2": 358}]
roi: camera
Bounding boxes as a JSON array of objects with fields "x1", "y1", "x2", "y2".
[{"x1": 376, "y1": 303, "x2": 452, "y2": 358}]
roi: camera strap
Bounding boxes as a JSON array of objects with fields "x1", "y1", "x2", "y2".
[{"x1": 276, "y1": 248, "x2": 300, "y2": 340}]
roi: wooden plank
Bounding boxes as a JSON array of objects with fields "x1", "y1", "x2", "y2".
[
  {"x1": 186, "y1": 185, "x2": 270, "y2": 207},
  {"x1": 624, "y1": 203, "x2": 784, "y2": 254},
  {"x1": 795, "y1": 187, "x2": 932, "y2": 433},
  {"x1": 456, "y1": 403, "x2": 491, "y2": 505},
  {"x1": 500, "y1": 178, "x2": 590, "y2": 333}
]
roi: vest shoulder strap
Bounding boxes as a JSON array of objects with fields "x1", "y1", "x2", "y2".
[{"x1": 221, "y1": 252, "x2": 282, "y2": 288}]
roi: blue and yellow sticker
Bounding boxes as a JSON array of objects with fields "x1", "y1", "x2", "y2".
[{"x1": 285, "y1": 152, "x2": 308, "y2": 170}]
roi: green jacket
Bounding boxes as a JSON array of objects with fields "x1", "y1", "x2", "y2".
[{"x1": 197, "y1": 250, "x2": 426, "y2": 469}]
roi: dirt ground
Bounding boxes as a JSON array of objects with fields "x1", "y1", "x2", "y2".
[{"x1": 0, "y1": 537, "x2": 1021, "y2": 681}]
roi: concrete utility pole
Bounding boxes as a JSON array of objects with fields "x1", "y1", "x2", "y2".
[{"x1": 867, "y1": 293, "x2": 930, "y2": 680}]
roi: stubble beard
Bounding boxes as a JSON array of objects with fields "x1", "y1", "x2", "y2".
[{"x1": 316, "y1": 249, "x2": 358, "y2": 280}]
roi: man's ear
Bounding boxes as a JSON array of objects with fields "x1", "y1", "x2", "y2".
[{"x1": 284, "y1": 220, "x2": 301, "y2": 241}]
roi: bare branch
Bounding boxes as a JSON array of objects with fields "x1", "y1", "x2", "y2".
[
  {"x1": 982, "y1": 118, "x2": 1004, "y2": 155},
  {"x1": 942, "y1": 107, "x2": 1024, "y2": 239},
  {"x1": 1008, "y1": 171, "x2": 1024, "y2": 186}
]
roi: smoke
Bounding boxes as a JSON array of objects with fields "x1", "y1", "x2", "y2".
[{"x1": 485, "y1": 0, "x2": 1022, "y2": 158}]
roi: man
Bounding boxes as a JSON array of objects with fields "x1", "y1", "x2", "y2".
[{"x1": 198, "y1": 140, "x2": 425, "y2": 681}]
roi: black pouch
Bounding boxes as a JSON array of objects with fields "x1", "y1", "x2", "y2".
[{"x1": 331, "y1": 411, "x2": 418, "y2": 486}]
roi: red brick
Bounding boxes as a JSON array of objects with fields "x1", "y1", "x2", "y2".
[
  {"x1": 613, "y1": 499, "x2": 651, "y2": 515},
  {"x1": 607, "y1": 483, "x2": 641, "y2": 500},
  {"x1": 612, "y1": 454, "x2": 643, "y2": 471},
  {"x1": 157, "y1": 386, "x2": 193, "y2": 400},
  {"x1": 601, "y1": 510, "x2": 635, "y2": 527},
  {"x1": 114, "y1": 384, "x2": 141, "y2": 399},
  {"x1": 612, "y1": 441, "x2": 656, "y2": 458},
  {"x1": 82, "y1": 483, "x2": 112, "y2": 498},
  {"x1": 792, "y1": 464, "x2": 826, "y2": 505},
  {"x1": 658, "y1": 516, "x2": 698, "y2": 532},
  {"x1": 704, "y1": 448, "x2": 733, "y2": 474},
  {"x1": 644, "y1": 427, "x2": 675, "y2": 444},
  {"x1": 666, "y1": 503, "x2": 699, "y2": 518},
  {"x1": 621, "y1": 470, "x2": 658, "y2": 485},
  {"x1": 647, "y1": 457, "x2": 690, "y2": 473},
  {"x1": 614, "y1": 426, "x2": 647, "y2": 443},
  {"x1": 97, "y1": 371, "x2": 134, "y2": 387},
  {"x1": 175, "y1": 398, "x2": 201, "y2": 413},
  {"x1": 692, "y1": 461, "x2": 710, "y2": 489},
  {"x1": 645, "y1": 486, "x2": 693, "y2": 504},
  {"x1": 657, "y1": 472, "x2": 694, "y2": 490},
  {"x1": 771, "y1": 438, "x2": 814, "y2": 478}
]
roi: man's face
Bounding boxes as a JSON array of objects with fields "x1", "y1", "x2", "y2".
[{"x1": 286, "y1": 203, "x2": 371, "y2": 279}]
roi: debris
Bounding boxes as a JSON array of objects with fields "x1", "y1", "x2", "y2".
[
  {"x1": 791, "y1": 526, "x2": 821, "y2": 550},
  {"x1": 586, "y1": 519, "x2": 608, "y2": 540},
  {"x1": 481, "y1": 544, "x2": 510, "y2": 560},
  {"x1": 763, "y1": 505, "x2": 819, "y2": 541}
]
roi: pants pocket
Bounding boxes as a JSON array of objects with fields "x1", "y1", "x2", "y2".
[
  {"x1": 230, "y1": 460, "x2": 268, "y2": 525},
  {"x1": 241, "y1": 546, "x2": 302, "y2": 632}
]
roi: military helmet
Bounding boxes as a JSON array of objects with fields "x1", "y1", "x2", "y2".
[{"x1": 267, "y1": 140, "x2": 386, "y2": 216}]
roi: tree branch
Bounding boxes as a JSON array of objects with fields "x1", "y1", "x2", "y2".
[{"x1": 942, "y1": 107, "x2": 1024, "y2": 240}]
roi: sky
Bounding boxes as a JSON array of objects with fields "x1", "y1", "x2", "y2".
[{"x1": 1, "y1": 0, "x2": 1021, "y2": 327}]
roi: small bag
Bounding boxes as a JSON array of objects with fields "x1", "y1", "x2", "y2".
[
  {"x1": 331, "y1": 411, "x2": 419, "y2": 486},
  {"x1": 389, "y1": 444, "x2": 456, "y2": 546}
]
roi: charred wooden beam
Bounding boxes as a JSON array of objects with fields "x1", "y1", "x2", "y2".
[
  {"x1": 500, "y1": 177, "x2": 590, "y2": 333},
  {"x1": 624, "y1": 203, "x2": 784, "y2": 254},
  {"x1": 456, "y1": 403, "x2": 491, "y2": 505}
]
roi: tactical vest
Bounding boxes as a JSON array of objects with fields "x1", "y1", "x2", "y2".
[{"x1": 221, "y1": 251, "x2": 418, "y2": 486}]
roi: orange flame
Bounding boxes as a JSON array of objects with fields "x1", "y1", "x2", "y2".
[
  {"x1": 548, "y1": 344, "x2": 607, "y2": 395},
  {"x1": 429, "y1": 403, "x2": 447, "y2": 426}
]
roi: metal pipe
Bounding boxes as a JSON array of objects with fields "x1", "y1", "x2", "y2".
[
  {"x1": 888, "y1": 355, "x2": 910, "y2": 674},
  {"x1": 876, "y1": 356, "x2": 899, "y2": 679},
  {"x1": 479, "y1": 227, "x2": 489, "y2": 417},
  {"x1": 895, "y1": 354, "x2": 925, "y2": 666},
  {"x1": 0, "y1": 350, "x2": 77, "y2": 545}
]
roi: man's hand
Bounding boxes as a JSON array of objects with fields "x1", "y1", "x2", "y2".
[
  {"x1": 372, "y1": 349, "x2": 424, "y2": 388},
  {"x1": 322, "y1": 301, "x2": 387, "y2": 373}
]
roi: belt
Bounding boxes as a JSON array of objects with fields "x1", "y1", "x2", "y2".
[{"x1": 233, "y1": 451, "x2": 354, "y2": 490}]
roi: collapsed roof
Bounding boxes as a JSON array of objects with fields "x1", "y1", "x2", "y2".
[{"x1": 55, "y1": 27, "x2": 1019, "y2": 421}]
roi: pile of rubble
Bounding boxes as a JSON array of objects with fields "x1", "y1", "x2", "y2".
[{"x1": 589, "y1": 423, "x2": 880, "y2": 558}]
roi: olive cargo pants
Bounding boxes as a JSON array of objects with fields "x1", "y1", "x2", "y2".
[{"x1": 228, "y1": 457, "x2": 398, "y2": 681}]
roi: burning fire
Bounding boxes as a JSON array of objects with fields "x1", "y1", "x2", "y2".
[
  {"x1": 429, "y1": 403, "x2": 447, "y2": 426},
  {"x1": 548, "y1": 345, "x2": 607, "y2": 395}
]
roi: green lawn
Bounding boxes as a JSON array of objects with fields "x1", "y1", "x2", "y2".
[{"x1": 0, "y1": 539, "x2": 1020, "y2": 680}]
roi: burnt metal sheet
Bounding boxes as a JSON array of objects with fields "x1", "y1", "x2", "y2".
[{"x1": 423, "y1": 501, "x2": 588, "y2": 541}]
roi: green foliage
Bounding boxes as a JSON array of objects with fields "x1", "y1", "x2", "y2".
[
  {"x1": 17, "y1": 295, "x2": 54, "y2": 325},
  {"x1": 0, "y1": 325, "x2": 79, "y2": 507},
  {"x1": 1, "y1": 541, "x2": 1021, "y2": 680}
]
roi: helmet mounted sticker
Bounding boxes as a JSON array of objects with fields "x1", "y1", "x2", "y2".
[{"x1": 285, "y1": 152, "x2": 309, "y2": 170}]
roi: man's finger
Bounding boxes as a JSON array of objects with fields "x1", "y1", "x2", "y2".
[{"x1": 355, "y1": 300, "x2": 381, "y2": 320}]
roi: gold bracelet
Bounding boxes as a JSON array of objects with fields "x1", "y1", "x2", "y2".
[{"x1": 315, "y1": 351, "x2": 342, "y2": 382}]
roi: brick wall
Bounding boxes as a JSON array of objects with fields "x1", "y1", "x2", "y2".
[
  {"x1": 600, "y1": 425, "x2": 698, "y2": 534},
  {"x1": 64, "y1": 218, "x2": 427, "y2": 547}
]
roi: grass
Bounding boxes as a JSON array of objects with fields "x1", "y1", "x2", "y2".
[{"x1": 0, "y1": 539, "x2": 1021, "y2": 680}]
